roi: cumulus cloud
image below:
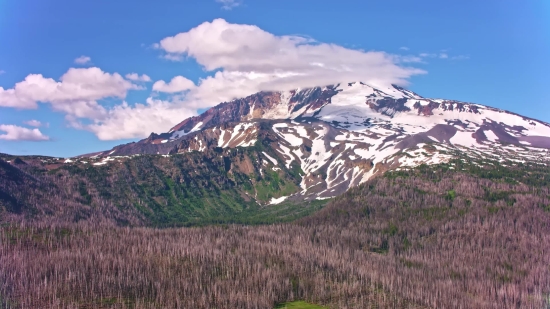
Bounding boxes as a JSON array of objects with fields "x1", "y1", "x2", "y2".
[
  {"x1": 0, "y1": 67, "x2": 178, "y2": 140},
  {"x1": 74, "y1": 56, "x2": 92, "y2": 65},
  {"x1": 0, "y1": 124, "x2": 49, "y2": 141},
  {"x1": 216, "y1": 0, "x2": 241, "y2": 10},
  {"x1": 125, "y1": 73, "x2": 152, "y2": 82},
  {"x1": 152, "y1": 76, "x2": 195, "y2": 93},
  {"x1": 75, "y1": 18, "x2": 424, "y2": 140},
  {"x1": 159, "y1": 19, "x2": 410, "y2": 76},
  {"x1": 157, "y1": 18, "x2": 424, "y2": 106},
  {"x1": 1, "y1": 19, "x2": 426, "y2": 141},
  {"x1": 84, "y1": 98, "x2": 197, "y2": 140},
  {"x1": 0, "y1": 67, "x2": 140, "y2": 118}
]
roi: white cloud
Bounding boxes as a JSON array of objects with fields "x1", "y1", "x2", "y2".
[
  {"x1": 0, "y1": 124, "x2": 49, "y2": 141},
  {"x1": 439, "y1": 53, "x2": 449, "y2": 59},
  {"x1": 399, "y1": 47, "x2": 409, "y2": 51},
  {"x1": 84, "y1": 98, "x2": 197, "y2": 140},
  {"x1": 74, "y1": 56, "x2": 91, "y2": 65},
  {"x1": 152, "y1": 76, "x2": 195, "y2": 93},
  {"x1": 0, "y1": 70, "x2": 5, "y2": 75},
  {"x1": 23, "y1": 120, "x2": 44, "y2": 127},
  {"x1": 0, "y1": 67, "x2": 140, "y2": 118},
  {"x1": 158, "y1": 18, "x2": 424, "y2": 106},
  {"x1": 216, "y1": 0, "x2": 241, "y2": 10},
  {"x1": 0, "y1": 67, "x2": 180, "y2": 141},
  {"x1": 1, "y1": 19, "x2": 426, "y2": 141},
  {"x1": 125, "y1": 73, "x2": 152, "y2": 82}
]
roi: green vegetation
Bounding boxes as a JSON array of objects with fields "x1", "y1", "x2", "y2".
[
  {"x1": 0, "y1": 148, "x2": 316, "y2": 227},
  {"x1": 253, "y1": 169, "x2": 299, "y2": 201},
  {"x1": 384, "y1": 222, "x2": 398, "y2": 236},
  {"x1": 193, "y1": 199, "x2": 330, "y2": 226},
  {"x1": 5, "y1": 148, "x2": 550, "y2": 228},
  {"x1": 386, "y1": 155, "x2": 550, "y2": 186},
  {"x1": 275, "y1": 301, "x2": 327, "y2": 309},
  {"x1": 445, "y1": 189, "x2": 456, "y2": 201}
]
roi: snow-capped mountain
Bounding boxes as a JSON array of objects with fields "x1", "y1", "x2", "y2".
[{"x1": 84, "y1": 82, "x2": 550, "y2": 200}]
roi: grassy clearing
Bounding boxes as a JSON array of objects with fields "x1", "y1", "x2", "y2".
[
  {"x1": 275, "y1": 300, "x2": 327, "y2": 308},
  {"x1": 196, "y1": 198, "x2": 330, "y2": 225}
]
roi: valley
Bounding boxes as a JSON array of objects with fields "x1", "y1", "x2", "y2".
[
  {"x1": 1, "y1": 158, "x2": 549, "y2": 308},
  {"x1": 1, "y1": 83, "x2": 550, "y2": 308}
]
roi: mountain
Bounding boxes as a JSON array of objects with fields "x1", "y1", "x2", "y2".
[
  {"x1": 81, "y1": 82, "x2": 550, "y2": 200},
  {"x1": 3, "y1": 83, "x2": 550, "y2": 307},
  {"x1": 3, "y1": 82, "x2": 550, "y2": 226}
]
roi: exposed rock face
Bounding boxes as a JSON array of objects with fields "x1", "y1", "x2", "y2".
[
  {"x1": 82, "y1": 82, "x2": 550, "y2": 201},
  {"x1": 367, "y1": 97, "x2": 410, "y2": 117},
  {"x1": 412, "y1": 100, "x2": 482, "y2": 116},
  {"x1": 167, "y1": 86, "x2": 340, "y2": 136}
]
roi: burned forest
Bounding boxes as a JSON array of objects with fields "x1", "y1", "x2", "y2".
[{"x1": 1, "y1": 158, "x2": 549, "y2": 308}]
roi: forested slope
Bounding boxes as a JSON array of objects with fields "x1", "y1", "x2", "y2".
[
  {"x1": 0, "y1": 146, "x2": 319, "y2": 227},
  {"x1": 1, "y1": 157, "x2": 549, "y2": 308}
]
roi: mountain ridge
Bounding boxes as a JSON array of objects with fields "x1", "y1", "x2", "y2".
[
  {"x1": 4, "y1": 82, "x2": 549, "y2": 225},
  {"x1": 75, "y1": 82, "x2": 550, "y2": 201}
]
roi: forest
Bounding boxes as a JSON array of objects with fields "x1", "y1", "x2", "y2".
[
  {"x1": 0, "y1": 147, "x2": 318, "y2": 227},
  {"x1": 1, "y1": 156, "x2": 549, "y2": 308}
]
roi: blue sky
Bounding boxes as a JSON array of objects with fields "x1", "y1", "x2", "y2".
[{"x1": 0, "y1": 0, "x2": 549, "y2": 157}]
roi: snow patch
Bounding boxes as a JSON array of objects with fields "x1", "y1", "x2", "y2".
[
  {"x1": 484, "y1": 130, "x2": 498, "y2": 142},
  {"x1": 171, "y1": 121, "x2": 203, "y2": 140},
  {"x1": 269, "y1": 196, "x2": 288, "y2": 205},
  {"x1": 262, "y1": 152, "x2": 278, "y2": 165}
]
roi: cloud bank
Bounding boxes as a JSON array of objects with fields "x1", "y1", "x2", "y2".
[
  {"x1": 0, "y1": 19, "x2": 424, "y2": 141},
  {"x1": 0, "y1": 67, "x2": 140, "y2": 118},
  {"x1": 158, "y1": 18, "x2": 423, "y2": 106}
]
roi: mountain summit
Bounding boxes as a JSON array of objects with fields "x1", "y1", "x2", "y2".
[{"x1": 84, "y1": 82, "x2": 550, "y2": 200}]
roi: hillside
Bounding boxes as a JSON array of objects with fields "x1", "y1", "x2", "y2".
[
  {"x1": 1, "y1": 159, "x2": 549, "y2": 308},
  {"x1": 84, "y1": 82, "x2": 550, "y2": 200},
  {"x1": 0, "y1": 146, "x2": 324, "y2": 226},
  {"x1": 2, "y1": 82, "x2": 550, "y2": 226}
]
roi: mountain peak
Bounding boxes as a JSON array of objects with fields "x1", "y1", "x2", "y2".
[{"x1": 83, "y1": 82, "x2": 550, "y2": 200}]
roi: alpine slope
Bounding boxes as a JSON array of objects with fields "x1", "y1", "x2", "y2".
[{"x1": 82, "y1": 82, "x2": 550, "y2": 200}]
